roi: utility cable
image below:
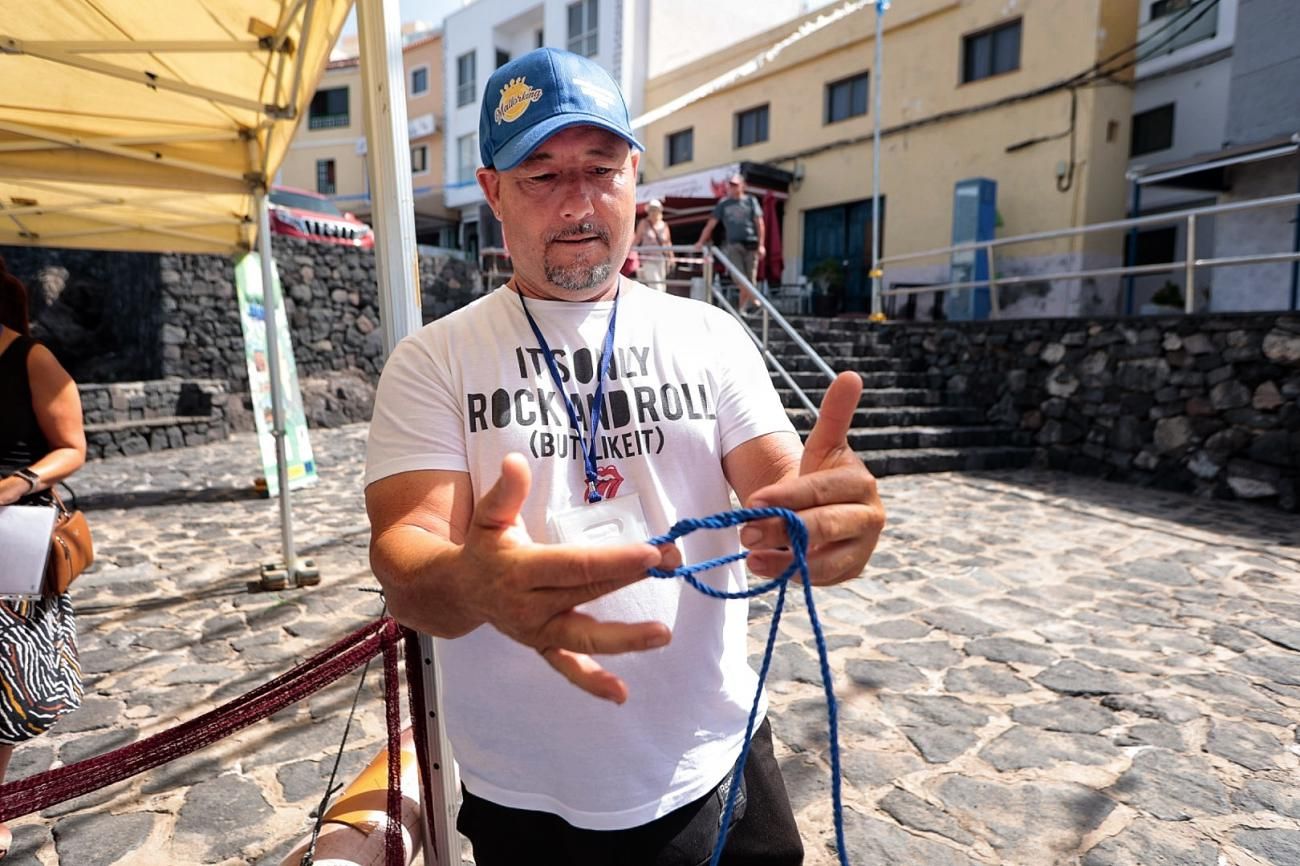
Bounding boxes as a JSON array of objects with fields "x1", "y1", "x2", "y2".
[{"x1": 299, "y1": 596, "x2": 389, "y2": 866}]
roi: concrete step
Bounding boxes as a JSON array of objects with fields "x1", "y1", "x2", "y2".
[
  {"x1": 787, "y1": 405, "x2": 987, "y2": 430},
  {"x1": 761, "y1": 338, "x2": 862, "y2": 358},
  {"x1": 858, "y1": 446, "x2": 1035, "y2": 477},
  {"x1": 846, "y1": 425, "x2": 1028, "y2": 451},
  {"x1": 776, "y1": 387, "x2": 942, "y2": 409},
  {"x1": 771, "y1": 370, "x2": 931, "y2": 390},
  {"x1": 775, "y1": 355, "x2": 911, "y2": 374},
  {"x1": 86, "y1": 415, "x2": 229, "y2": 460}
]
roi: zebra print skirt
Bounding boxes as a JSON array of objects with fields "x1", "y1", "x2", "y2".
[{"x1": 0, "y1": 593, "x2": 83, "y2": 744}]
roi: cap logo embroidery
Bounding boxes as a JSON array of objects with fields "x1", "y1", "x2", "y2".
[{"x1": 495, "y1": 77, "x2": 544, "y2": 124}]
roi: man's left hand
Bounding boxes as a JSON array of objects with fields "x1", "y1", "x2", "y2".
[{"x1": 740, "y1": 372, "x2": 884, "y2": 585}]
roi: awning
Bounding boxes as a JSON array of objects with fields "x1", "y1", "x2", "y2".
[
  {"x1": 1129, "y1": 133, "x2": 1300, "y2": 190},
  {"x1": 637, "y1": 162, "x2": 742, "y2": 204},
  {"x1": 0, "y1": 0, "x2": 353, "y2": 253},
  {"x1": 637, "y1": 159, "x2": 793, "y2": 205}
]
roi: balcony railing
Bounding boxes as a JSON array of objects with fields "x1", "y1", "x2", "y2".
[{"x1": 308, "y1": 114, "x2": 350, "y2": 130}]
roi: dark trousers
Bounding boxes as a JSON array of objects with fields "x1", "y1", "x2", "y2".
[{"x1": 457, "y1": 718, "x2": 804, "y2": 866}]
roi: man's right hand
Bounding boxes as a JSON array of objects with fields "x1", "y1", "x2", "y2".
[{"x1": 455, "y1": 453, "x2": 675, "y2": 704}]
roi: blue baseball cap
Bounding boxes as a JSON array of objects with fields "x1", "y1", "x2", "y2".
[{"x1": 479, "y1": 48, "x2": 644, "y2": 171}]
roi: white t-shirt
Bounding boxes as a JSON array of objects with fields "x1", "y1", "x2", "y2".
[{"x1": 364, "y1": 280, "x2": 795, "y2": 830}]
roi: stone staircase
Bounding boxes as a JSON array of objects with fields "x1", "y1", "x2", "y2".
[{"x1": 763, "y1": 319, "x2": 1035, "y2": 476}]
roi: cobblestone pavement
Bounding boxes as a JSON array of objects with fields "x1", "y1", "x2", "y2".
[{"x1": 4, "y1": 425, "x2": 1299, "y2": 866}]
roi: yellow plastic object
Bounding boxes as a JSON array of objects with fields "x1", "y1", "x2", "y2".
[
  {"x1": 322, "y1": 727, "x2": 419, "y2": 831},
  {"x1": 279, "y1": 727, "x2": 424, "y2": 866}
]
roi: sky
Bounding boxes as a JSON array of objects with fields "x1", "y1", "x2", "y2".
[{"x1": 340, "y1": 0, "x2": 468, "y2": 35}]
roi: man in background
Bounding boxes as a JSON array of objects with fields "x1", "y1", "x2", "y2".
[{"x1": 695, "y1": 174, "x2": 765, "y2": 314}]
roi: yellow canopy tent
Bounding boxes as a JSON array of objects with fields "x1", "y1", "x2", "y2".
[
  {"x1": 0, "y1": 0, "x2": 352, "y2": 253},
  {"x1": 1, "y1": 2, "x2": 456, "y2": 860}
]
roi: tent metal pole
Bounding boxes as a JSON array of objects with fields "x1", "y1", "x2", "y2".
[
  {"x1": 253, "y1": 187, "x2": 297, "y2": 584},
  {"x1": 870, "y1": 1, "x2": 885, "y2": 318},
  {"x1": 355, "y1": 0, "x2": 458, "y2": 864}
]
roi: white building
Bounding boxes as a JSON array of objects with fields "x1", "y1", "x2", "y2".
[
  {"x1": 442, "y1": 0, "x2": 839, "y2": 254},
  {"x1": 1125, "y1": 0, "x2": 1239, "y2": 309}
]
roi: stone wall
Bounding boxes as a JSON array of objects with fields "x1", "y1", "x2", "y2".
[
  {"x1": 1, "y1": 246, "x2": 163, "y2": 382},
  {"x1": 5, "y1": 238, "x2": 481, "y2": 432},
  {"x1": 158, "y1": 237, "x2": 480, "y2": 427},
  {"x1": 878, "y1": 313, "x2": 1300, "y2": 510}
]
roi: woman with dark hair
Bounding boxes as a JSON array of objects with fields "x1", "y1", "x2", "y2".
[{"x1": 0, "y1": 256, "x2": 87, "y2": 858}]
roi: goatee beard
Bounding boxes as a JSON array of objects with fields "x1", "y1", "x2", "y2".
[
  {"x1": 544, "y1": 261, "x2": 614, "y2": 291},
  {"x1": 544, "y1": 221, "x2": 615, "y2": 291}
]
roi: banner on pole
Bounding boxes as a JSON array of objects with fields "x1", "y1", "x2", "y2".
[{"x1": 234, "y1": 252, "x2": 319, "y2": 497}]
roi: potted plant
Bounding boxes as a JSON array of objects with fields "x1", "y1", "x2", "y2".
[
  {"x1": 809, "y1": 257, "x2": 845, "y2": 317},
  {"x1": 1140, "y1": 281, "x2": 1184, "y2": 315}
]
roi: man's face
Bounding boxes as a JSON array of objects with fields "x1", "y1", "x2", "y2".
[
  {"x1": 728, "y1": 179, "x2": 744, "y2": 199},
  {"x1": 478, "y1": 126, "x2": 639, "y2": 301}
]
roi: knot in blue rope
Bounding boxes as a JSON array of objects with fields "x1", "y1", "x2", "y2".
[{"x1": 646, "y1": 507, "x2": 848, "y2": 866}]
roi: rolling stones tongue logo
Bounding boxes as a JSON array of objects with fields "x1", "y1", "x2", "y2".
[{"x1": 594, "y1": 464, "x2": 624, "y2": 500}]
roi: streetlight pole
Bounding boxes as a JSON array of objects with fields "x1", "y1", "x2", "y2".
[{"x1": 870, "y1": 0, "x2": 887, "y2": 318}]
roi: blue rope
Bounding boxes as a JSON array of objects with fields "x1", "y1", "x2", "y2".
[{"x1": 646, "y1": 506, "x2": 848, "y2": 866}]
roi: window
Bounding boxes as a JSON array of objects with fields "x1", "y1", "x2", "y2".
[
  {"x1": 1131, "y1": 103, "x2": 1174, "y2": 156},
  {"x1": 316, "y1": 159, "x2": 336, "y2": 195},
  {"x1": 734, "y1": 104, "x2": 769, "y2": 148},
  {"x1": 962, "y1": 19, "x2": 1022, "y2": 83},
  {"x1": 308, "y1": 87, "x2": 349, "y2": 129},
  {"x1": 1150, "y1": 0, "x2": 1192, "y2": 19},
  {"x1": 1147, "y1": 0, "x2": 1217, "y2": 55},
  {"x1": 826, "y1": 71, "x2": 869, "y2": 124},
  {"x1": 1134, "y1": 226, "x2": 1177, "y2": 266},
  {"x1": 457, "y1": 133, "x2": 478, "y2": 184},
  {"x1": 666, "y1": 128, "x2": 693, "y2": 166},
  {"x1": 456, "y1": 51, "x2": 476, "y2": 107},
  {"x1": 411, "y1": 145, "x2": 428, "y2": 173},
  {"x1": 496, "y1": 49, "x2": 511, "y2": 69},
  {"x1": 567, "y1": 0, "x2": 598, "y2": 57},
  {"x1": 410, "y1": 66, "x2": 429, "y2": 95}
]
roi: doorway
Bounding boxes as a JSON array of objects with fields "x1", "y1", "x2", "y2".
[{"x1": 803, "y1": 198, "x2": 880, "y2": 314}]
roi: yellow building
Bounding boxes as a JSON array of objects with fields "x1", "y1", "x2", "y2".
[
  {"x1": 279, "y1": 26, "x2": 459, "y2": 247},
  {"x1": 639, "y1": 0, "x2": 1139, "y2": 316}
]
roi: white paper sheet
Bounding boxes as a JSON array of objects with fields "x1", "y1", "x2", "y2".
[{"x1": 0, "y1": 504, "x2": 58, "y2": 598}]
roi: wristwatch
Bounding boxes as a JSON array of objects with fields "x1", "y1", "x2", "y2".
[{"x1": 9, "y1": 467, "x2": 40, "y2": 492}]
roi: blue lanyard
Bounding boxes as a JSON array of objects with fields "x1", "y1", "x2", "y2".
[{"x1": 517, "y1": 284, "x2": 621, "y2": 503}]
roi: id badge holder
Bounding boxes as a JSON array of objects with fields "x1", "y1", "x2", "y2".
[{"x1": 551, "y1": 494, "x2": 651, "y2": 546}]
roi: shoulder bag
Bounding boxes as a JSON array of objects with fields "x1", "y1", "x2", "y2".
[{"x1": 45, "y1": 486, "x2": 94, "y2": 595}]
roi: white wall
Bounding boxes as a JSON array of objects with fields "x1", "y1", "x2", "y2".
[
  {"x1": 1129, "y1": 57, "x2": 1234, "y2": 207},
  {"x1": 645, "y1": 0, "x2": 837, "y2": 79},
  {"x1": 1210, "y1": 158, "x2": 1300, "y2": 312}
]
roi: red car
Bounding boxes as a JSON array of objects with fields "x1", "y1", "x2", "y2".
[{"x1": 269, "y1": 186, "x2": 375, "y2": 249}]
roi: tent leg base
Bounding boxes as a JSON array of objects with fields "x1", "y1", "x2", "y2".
[{"x1": 250, "y1": 558, "x2": 320, "y2": 592}]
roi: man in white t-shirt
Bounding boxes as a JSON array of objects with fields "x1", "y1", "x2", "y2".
[{"x1": 365, "y1": 48, "x2": 884, "y2": 865}]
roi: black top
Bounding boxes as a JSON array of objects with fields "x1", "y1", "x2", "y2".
[{"x1": 0, "y1": 335, "x2": 50, "y2": 476}]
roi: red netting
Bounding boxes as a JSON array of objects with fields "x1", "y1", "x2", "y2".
[{"x1": 0, "y1": 616, "x2": 408, "y2": 866}]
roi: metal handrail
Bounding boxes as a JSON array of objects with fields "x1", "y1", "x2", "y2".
[
  {"x1": 879, "y1": 191, "x2": 1300, "y2": 316},
  {"x1": 708, "y1": 279, "x2": 820, "y2": 418},
  {"x1": 708, "y1": 246, "x2": 837, "y2": 382},
  {"x1": 705, "y1": 246, "x2": 837, "y2": 421}
]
